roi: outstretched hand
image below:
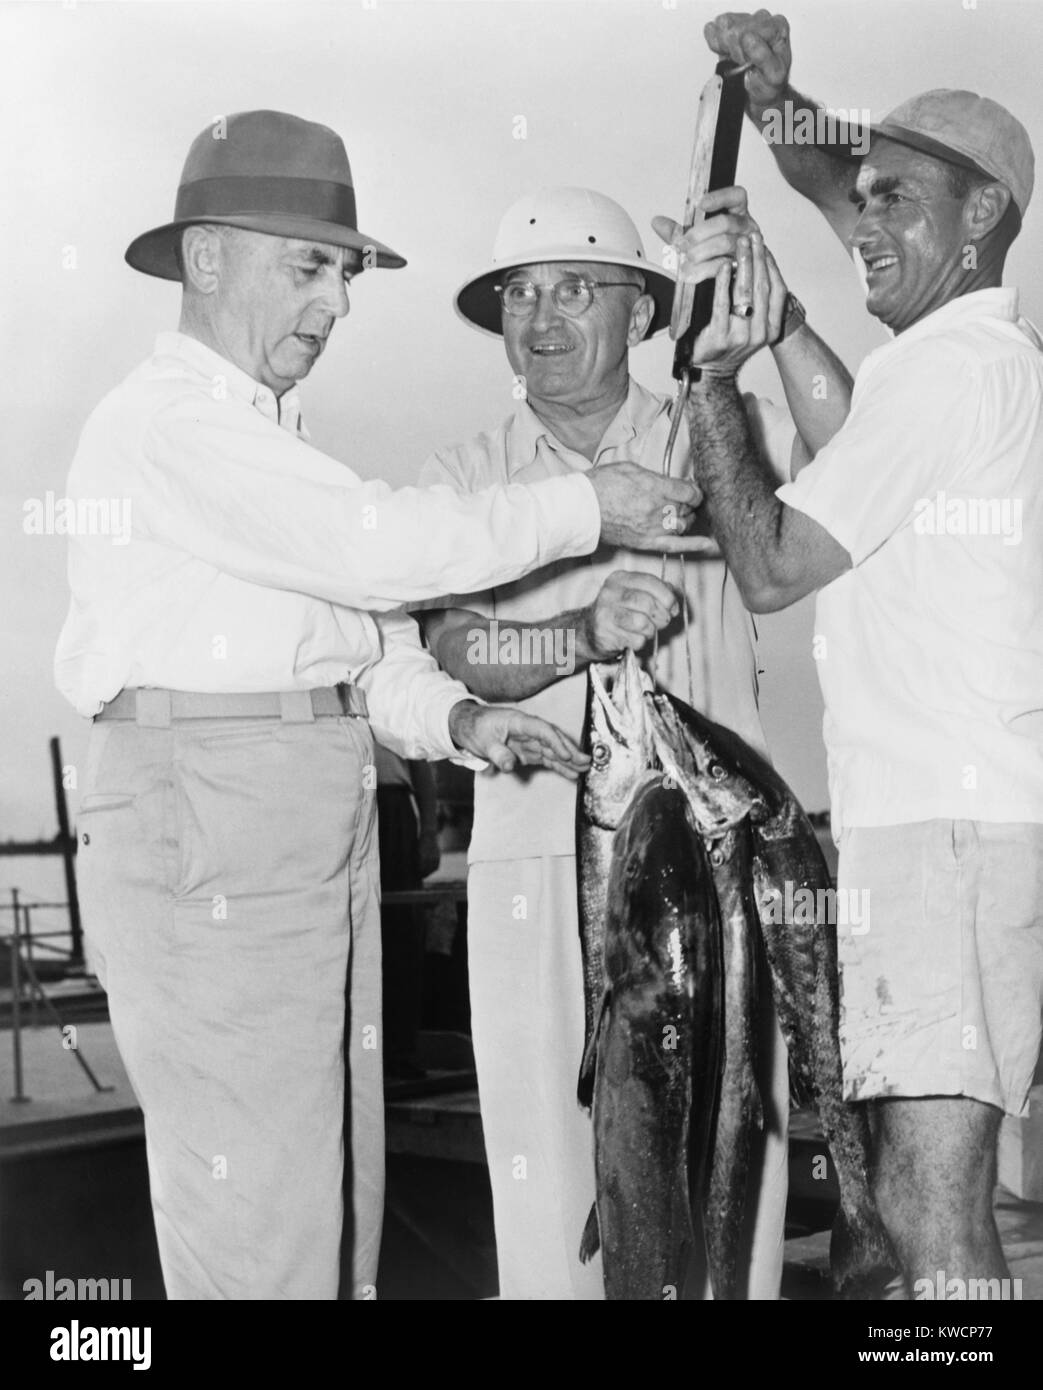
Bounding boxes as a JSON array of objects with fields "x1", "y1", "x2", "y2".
[{"x1": 448, "y1": 700, "x2": 591, "y2": 781}]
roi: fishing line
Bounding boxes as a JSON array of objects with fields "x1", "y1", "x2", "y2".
[{"x1": 652, "y1": 367, "x2": 693, "y2": 694}]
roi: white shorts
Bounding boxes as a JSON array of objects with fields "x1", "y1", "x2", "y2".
[{"x1": 836, "y1": 820, "x2": 1043, "y2": 1117}]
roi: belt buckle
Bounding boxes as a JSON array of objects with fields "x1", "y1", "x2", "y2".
[{"x1": 336, "y1": 682, "x2": 366, "y2": 719}]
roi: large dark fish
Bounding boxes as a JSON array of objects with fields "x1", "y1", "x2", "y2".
[
  {"x1": 577, "y1": 656, "x2": 654, "y2": 1107},
  {"x1": 751, "y1": 837, "x2": 895, "y2": 1298},
  {"x1": 580, "y1": 774, "x2": 722, "y2": 1299},
  {"x1": 702, "y1": 816, "x2": 763, "y2": 1301},
  {"x1": 645, "y1": 669, "x2": 896, "y2": 1298}
]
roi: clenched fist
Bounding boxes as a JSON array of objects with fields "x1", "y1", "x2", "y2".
[
  {"x1": 580, "y1": 570, "x2": 681, "y2": 661},
  {"x1": 706, "y1": 10, "x2": 792, "y2": 110}
]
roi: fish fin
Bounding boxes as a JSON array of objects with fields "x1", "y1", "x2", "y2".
[
  {"x1": 788, "y1": 1065, "x2": 813, "y2": 1110},
  {"x1": 579, "y1": 1203, "x2": 601, "y2": 1263},
  {"x1": 577, "y1": 989, "x2": 610, "y2": 1110},
  {"x1": 751, "y1": 1079, "x2": 764, "y2": 1132}
]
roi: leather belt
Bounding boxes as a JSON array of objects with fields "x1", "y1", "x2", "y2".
[{"x1": 95, "y1": 684, "x2": 368, "y2": 726}]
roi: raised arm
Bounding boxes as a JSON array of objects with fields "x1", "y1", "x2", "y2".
[
  {"x1": 772, "y1": 313, "x2": 853, "y2": 474},
  {"x1": 705, "y1": 10, "x2": 863, "y2": 247}
]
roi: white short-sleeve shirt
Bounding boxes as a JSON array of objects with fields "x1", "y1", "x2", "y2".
[{"x1": 777, "y1": 288, "x2": 1043, "y2": 832}]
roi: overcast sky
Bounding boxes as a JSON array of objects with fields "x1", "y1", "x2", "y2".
[{"x1": 1, "y1": 0, "x2": 1040, "y2": 860}]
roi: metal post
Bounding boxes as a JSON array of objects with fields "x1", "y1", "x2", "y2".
[
  {"x1": 23, "y1": 905, "x2": 38, "y2": 1027},
  {"x1": 9, "y1": 888, "x2": 29, "y2": 1102},
  {"x1": 50, "y1": 736, "x2": 84, "y2": 966}
]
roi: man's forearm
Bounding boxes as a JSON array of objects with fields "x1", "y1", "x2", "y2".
[
  {"x1": 427, "y1": 610, "x2": 596, "y2": 702},
  {"x1": 685, "y1": 376, "x2": 787, "y2": 610},
  {"x1": 772, "y1": 320, "x2": 853, "y2": 462},
  {"x1": 747, "y1": 84, "x2": 862, "y2": 213}
]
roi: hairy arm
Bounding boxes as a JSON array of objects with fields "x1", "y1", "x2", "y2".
[
  {"x1": 420, "y1": 564, "x2": 679, "y2": 699},
  {"x1": 685, "y1": 373, "x2": 851, "y2": 611},
  {"x1": 420, "y1": 607, "x2": 591, "y2": 701}
]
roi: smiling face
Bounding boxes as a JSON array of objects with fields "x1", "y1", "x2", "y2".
[
  {"x1": 500, "y1": 261, "x2": 652, "y2": 412},
  {"x1": 181, "y1": 226, "x2": 357, "y2": 395},
  {"x1": 848, "y1": 138, "x2": 982, "y2": 334}
]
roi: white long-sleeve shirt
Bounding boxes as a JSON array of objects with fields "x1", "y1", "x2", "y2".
[{"x1": 54, "y1": 331, "x2": 601, "y2": 759}]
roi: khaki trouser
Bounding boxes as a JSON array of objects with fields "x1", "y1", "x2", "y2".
[
  {"x1": 77, "y1": 710, "x2": 382, "y2": 1300},
  {"x1": 468, "y1": 855, "x2": 790, "y2": 1300}
]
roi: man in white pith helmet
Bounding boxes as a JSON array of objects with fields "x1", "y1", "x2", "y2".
[{"x1": 417, "y1": 185, "x2": 854, "y2": 1298}]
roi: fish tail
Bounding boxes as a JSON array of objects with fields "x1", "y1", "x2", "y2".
[
  {"x1": 579, "y1": 1203, "x2": 601, "y2": 1264},
  {"x1": 577, "y1": 989, "x2": 610, "y2": 1110}
]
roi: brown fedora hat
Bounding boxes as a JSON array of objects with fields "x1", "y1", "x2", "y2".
[{"x1": 125, "y1": 109, "x2": 406, "y2": 280}]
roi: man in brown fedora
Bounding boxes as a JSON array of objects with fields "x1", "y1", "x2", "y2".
[{"x1": 54, "y1": 110, "x2": 706, "y2": 1300}]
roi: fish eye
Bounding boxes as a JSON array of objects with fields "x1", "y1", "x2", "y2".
[
  {"x1": 709, "y1": 764, "x2": 726, "y2": 781},
  {"x1": 709, "y1": 848, "x2": 724, "y2": 868},
  {"x1": 591, "y1": 742, "x2": 611, "y2": 768}
]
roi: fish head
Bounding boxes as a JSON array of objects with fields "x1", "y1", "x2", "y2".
[
  {"x1": 645, "y1": 686, "x2": 784, "y2": 834},
  {"x1": 581, "y1": 652, "x2": 655, "y2": 831},
  {"x1": 645, "y1": 693, "x2": 764, "y2": 836}
]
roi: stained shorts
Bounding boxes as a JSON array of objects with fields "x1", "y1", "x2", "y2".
[{"x1": 836, "y1": 820, "x2": 1043, "y2": 1117}]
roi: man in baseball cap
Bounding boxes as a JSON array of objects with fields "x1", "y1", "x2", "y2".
[
  {"x1": 416, "y1": 185, "x2": 855, "y2": 1299},
  {"x1": 699, "y1": 12, "x2": 1043, "y2": 1298},
  {"x1": 55, "y1": 110, "x2": 710, "y2": 1300}
]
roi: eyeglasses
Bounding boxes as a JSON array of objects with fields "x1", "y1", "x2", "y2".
[{"x1": 493, "y1": 277, "x2": 642, "y2": 318}]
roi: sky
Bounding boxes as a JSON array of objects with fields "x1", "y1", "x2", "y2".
[{"x1": 1, "y1": 0, "x2": 1040, "y2": 879}]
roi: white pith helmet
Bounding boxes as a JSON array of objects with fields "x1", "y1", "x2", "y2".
[{"x1": 455, "y1": 186, "x2": 675, "y2": 338}]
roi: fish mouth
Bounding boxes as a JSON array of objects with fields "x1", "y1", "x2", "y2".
[
  {"x1": 646, "y1": 694, "x2": 761, "y2": 835},
  {"x1": 590, "y1": 653, "x2": 653, "y2": 744}
]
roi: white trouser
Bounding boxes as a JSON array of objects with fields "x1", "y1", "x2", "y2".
[
  {"x1": 78, "y1": 712, "x2": 382, "y2": 1299},
  {"x1": 468, "y1": 854, "x2": 790, "y2": 1300}
]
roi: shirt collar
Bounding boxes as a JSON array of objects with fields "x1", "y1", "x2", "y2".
[
  {"x1": 153, "y1": 330, "x2": 306, "y2": 435},
  {"x1": 506, "y1": 377, "x2": 665, "y2": 472},
  {"x1": 885, "y1": 287, "x2": 1020, "y2": 351}
]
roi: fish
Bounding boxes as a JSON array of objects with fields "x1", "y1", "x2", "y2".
[
  {"x1": 644, "y1": 659, "x2": 896, "y2": 1297},
  {"x1": 751, "y1": 839, "x2": 896, "y2": 1299},
  {"x1": 579, "y1": 773, "x2": 722, "y2": 1299},
  {"x1": 701, "y1": 815, "x2": 763, "y2": 1301},
  {"x1": 577, "y1": 651, "x2": 896, "y2": 1299},
  {"x1": 577, "y1": 656, "x2": 655, "y2": 1107}
]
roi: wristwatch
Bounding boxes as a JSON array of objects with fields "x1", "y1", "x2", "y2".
[{"x1": 775, "y1": 291, "x2": 806, "y2": 344}]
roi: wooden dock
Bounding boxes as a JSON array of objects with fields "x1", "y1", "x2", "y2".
[{"x1": 4, "y1": 1016, "x2": 1042, "y2": 1300}]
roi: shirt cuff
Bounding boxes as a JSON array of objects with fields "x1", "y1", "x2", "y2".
[
  {"x1": 539, "y1": 473, "x2": 601, "y2": 560},
  {"x1": 775, "y1": 478, "x2": 858, "y2": 562},
  {"x1": 430, "y1": 684, "x2": 490, "y2": 772}
]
